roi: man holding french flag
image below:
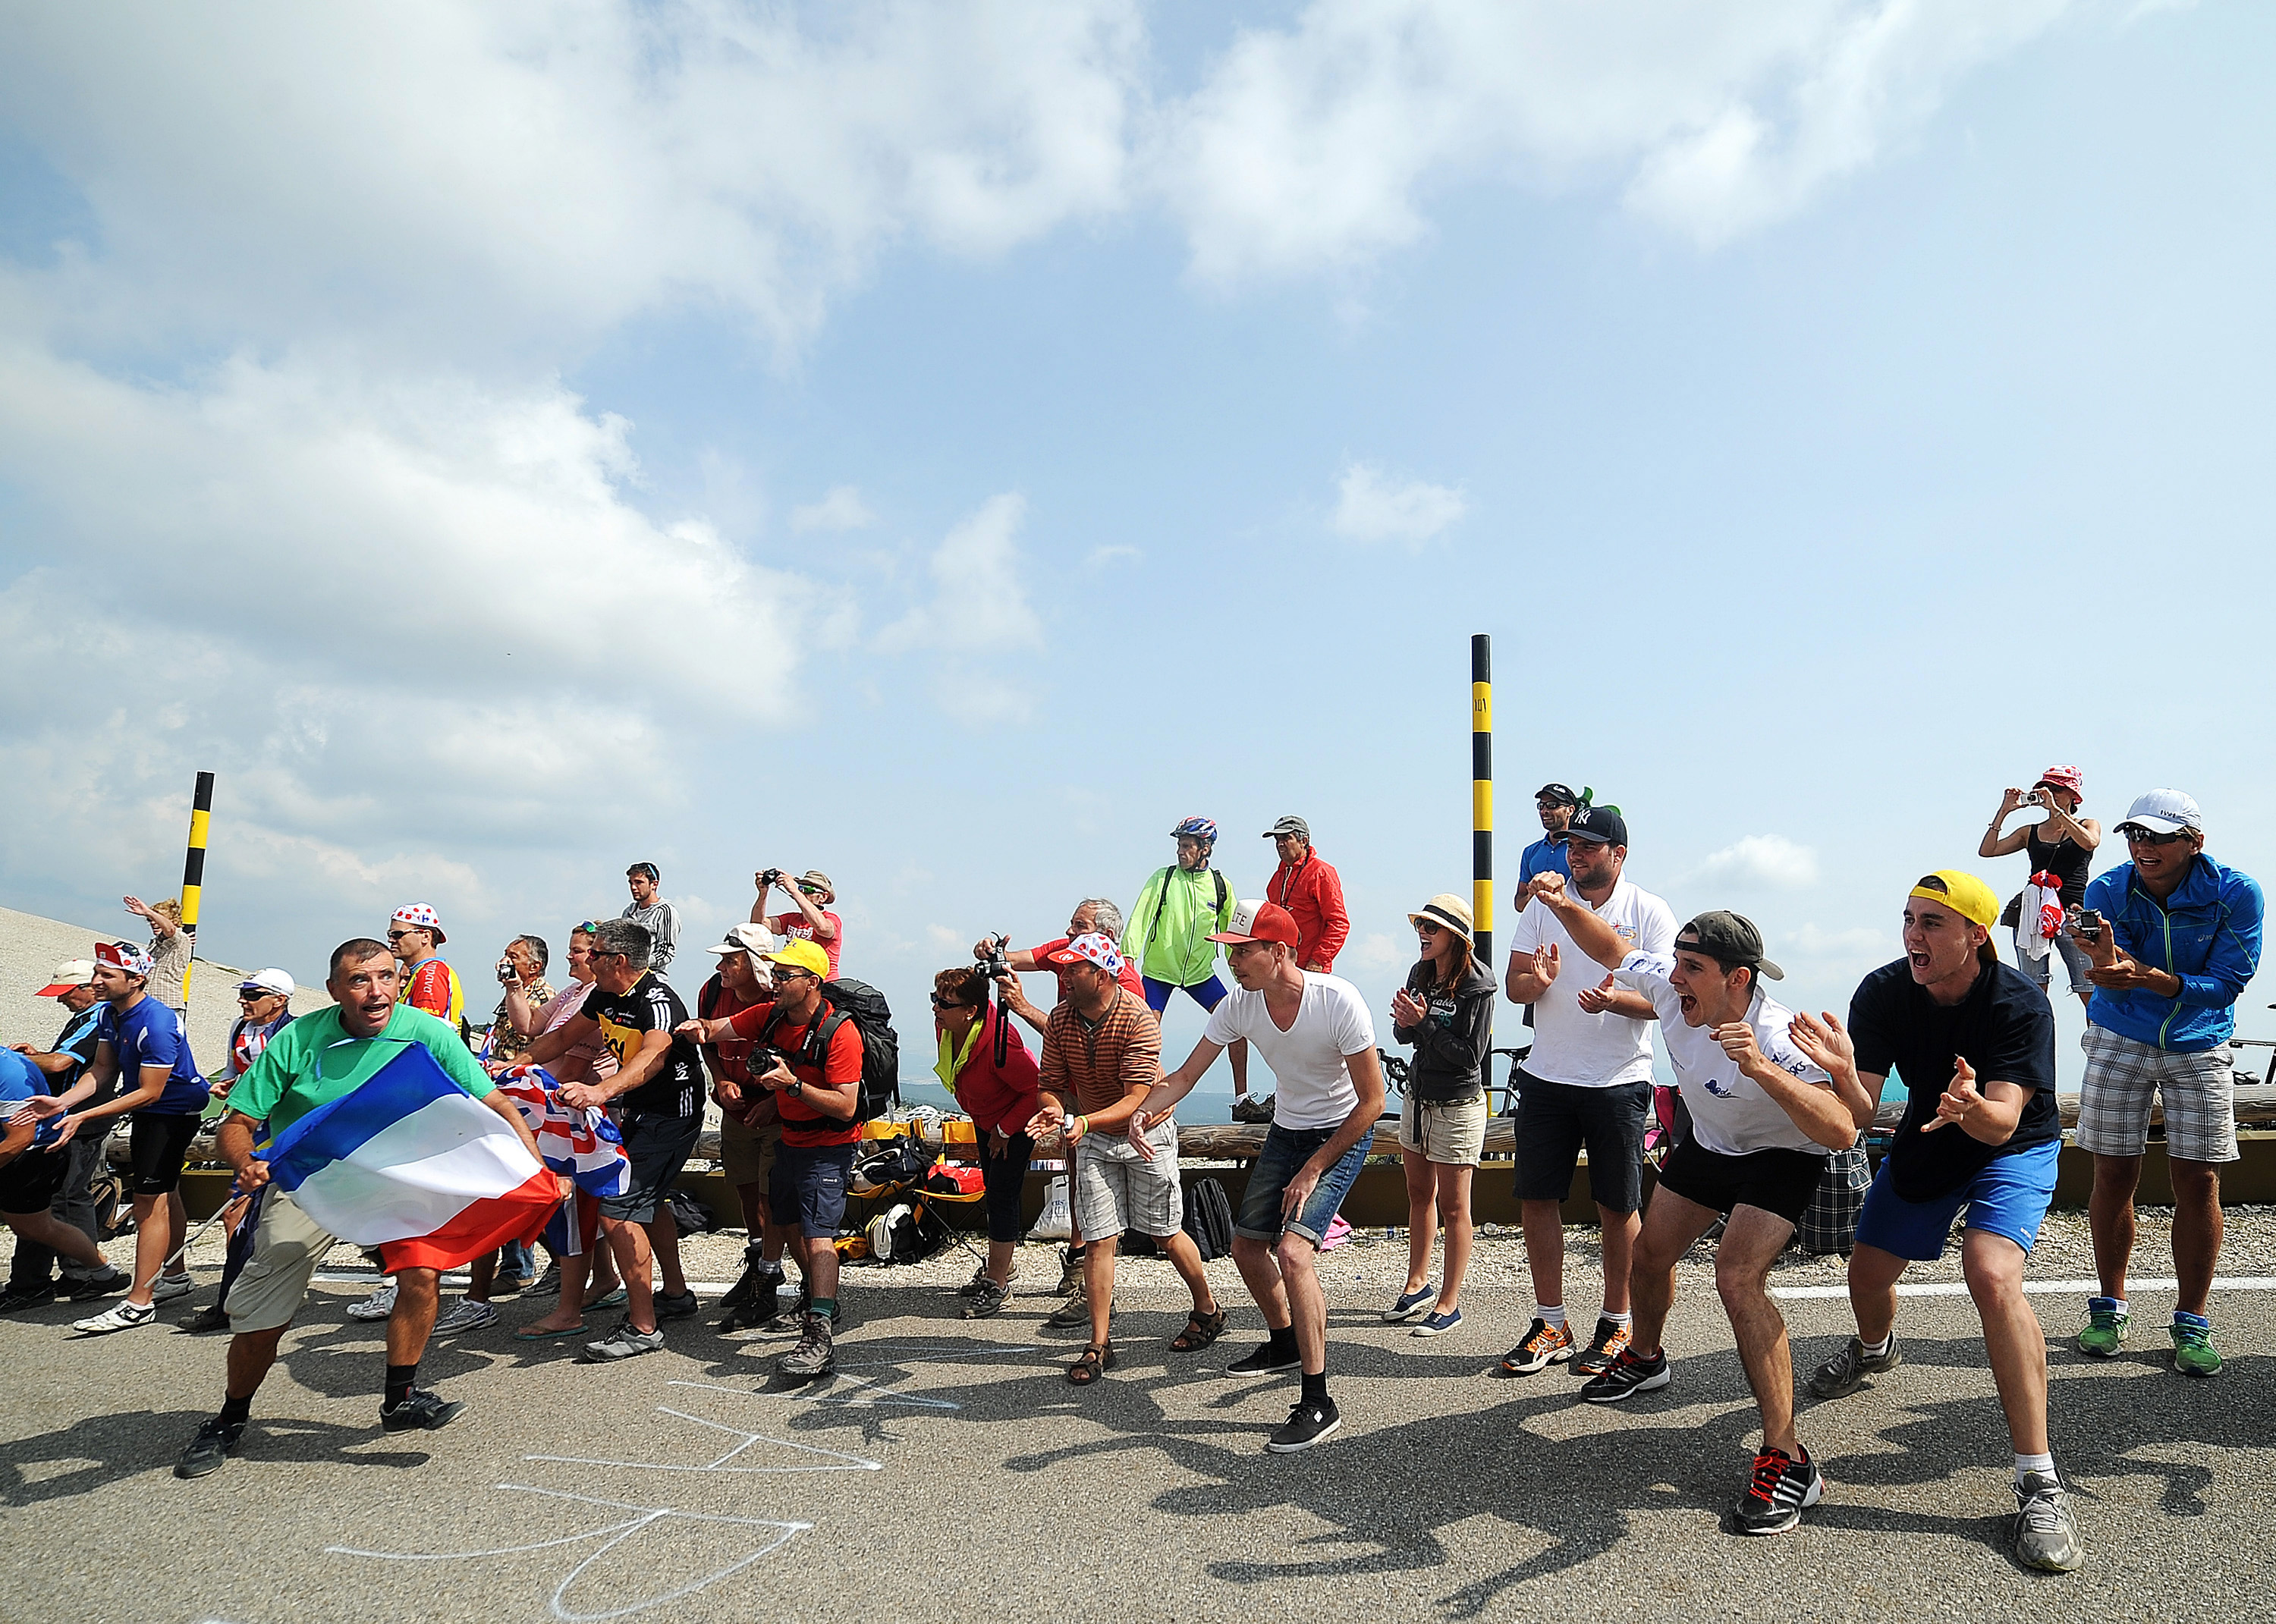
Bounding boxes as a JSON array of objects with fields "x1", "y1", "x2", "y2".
[{"x1": 174, "y1": 937, "x2": 556, "y2": 1480}]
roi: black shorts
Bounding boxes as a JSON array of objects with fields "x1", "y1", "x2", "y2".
[
  {"x1": 1512, "y1": 1072, "x2": 1651, "y2": 1214},
  {"x1": 770, "y1": 1142, "x2": 857, "y2": 1240},
  {"x1": 0, "y1": 1145, "x2": 71, "y2": 1214},
  {"x1": 599, "y1": 1110, "x2": 701, "y2": 1225},
  {"x1": 1656, "y1": 1138, "x2": 1827, "y2": 1227},
  {"x1": 129, "y1": 1113, "x2": 201, "y2": 1195}
]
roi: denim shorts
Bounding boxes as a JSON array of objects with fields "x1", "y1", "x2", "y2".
[
  {"x1": 1236, "y1": 1123, "x2": 1368, "y2": 1248},
  {"x1": 1853, "y1": 1139, "x2": 2060, "y2": 1261}
]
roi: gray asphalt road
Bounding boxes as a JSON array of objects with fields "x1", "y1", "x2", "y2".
[{"x1": 5, "y1": 1236, "x2": 2273, "y2": 1624}]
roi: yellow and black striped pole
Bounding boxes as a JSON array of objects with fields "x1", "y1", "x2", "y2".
[
  {"x1": 1470, "y1": 635, "x2": 1492, "y2": 966},
  {"x1": 178, "y1": 771, "x2": 214, "y2": 1006}
]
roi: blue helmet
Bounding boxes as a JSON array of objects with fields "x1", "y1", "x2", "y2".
[{"x1": 1171, "y1": 815, "x2": 1218, "y2": 844}]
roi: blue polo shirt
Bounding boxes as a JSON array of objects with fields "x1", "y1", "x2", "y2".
[
  {"x1": 1519, "y1": 835, "x2": 1572, "y2": 887},
  {"x1": 94, "y1": 996, "x2": 209, "y2": 1115}
]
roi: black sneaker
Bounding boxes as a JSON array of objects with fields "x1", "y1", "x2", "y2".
[
  {"x1": 1499, "y1": 1318, "x2": 1576, "y2": 1374},
  {"x1": 1570, "y1": 1318, "x2": 1633, "y2": 1377},
  {"x1": 1228, "y1": 1340, "x2": 1301, "y2": 1374},
  {"x1": 1265, "y1": 1398, "x2": 1341, "y2": 1453},
  {"x1": 180, "y1": 1303, "x2": 234, "y2": 1333},
  {"x1": 780, "y1": 1312, "x2": 837, "y2": 1381},
  {"x1": 174, "y1": 1417, "x2": 246, "y2": 1479},
  {"x1": 1733, "y1": 1447, "x2": 1823, "y2": 1535},
  {"x1": 654, "y1": 1289, "x2": 700, "y2": 1321},
  {"x1": 1809, "y1": 1334, "x2": 1901, "y2": 1399},
  {"x1": 0, "y1": 1281, "x2": 58, "y2": 1312},
  {"x1": 65, "y1": 1267, "x2": 133, "y2": 1302},
  {"x1": 1579, "y1": 1346, "x2": 1671, "y2": 1404},
  {"x1": 380, "y1": 1390, "x2": 468, "y2": 1433}
]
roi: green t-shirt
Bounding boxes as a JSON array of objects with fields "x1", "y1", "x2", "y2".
[{"x1": 225, "y1": 1004, "x2": 494, "y2": 1138}]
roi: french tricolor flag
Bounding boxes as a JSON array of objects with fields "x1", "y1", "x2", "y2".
[{"x1": 261, "y1": 1041, "x2": 556, "y2": 1271}]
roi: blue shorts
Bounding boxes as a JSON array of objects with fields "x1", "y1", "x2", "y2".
[
  {"x1": 1853, "y1": 1139, "x2": 2060, "y2": 1261},
  {"x1": 770, "y1": 1142, "x2": 856, "y2": 1239},
  {"x1": 1235, "y1": 1123, "x2": 1368, "y2": 1248},
  {"x1": 1142, "y1": 975, "x2": 1228, "y2": 1014}
]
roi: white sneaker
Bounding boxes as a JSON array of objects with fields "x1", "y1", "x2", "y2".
[
  {"x1": 74, "y1": 1299, "x2": 156, "y2": 1335},
  {"x1": 432, "y1": 1299, "x2": 499, "y2": 1335},
  {"x1": 347, "y1": 1283, "x2": 398, "y2": 1321},
  {"x1": 150, "y1": 1274, "x2": 196, "y2": 1304}
]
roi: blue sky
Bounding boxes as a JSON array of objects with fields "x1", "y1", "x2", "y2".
[{"x1": 1, "y1": 1, "x2": 2269, "y2": 1093}]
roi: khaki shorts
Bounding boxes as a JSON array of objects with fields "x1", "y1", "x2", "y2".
[
  {"x1": 1400, "y1": 1091, "x2": 1487, "y2": 1166},
  {"x1": 226, "y1": 1186, "x2": 338, "y2": 1335},
  {"x1": 720, "y1": 1110, "x2": 782, "y2": 1191}
]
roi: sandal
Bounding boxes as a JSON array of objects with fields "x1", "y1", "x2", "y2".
[
  {"x1": 1067, "y1": 1343, "x2": 1116, "y2": 1386},
  {"x1": 1170, "y1": 1306, "x2": 1228, "y2": 1352}
]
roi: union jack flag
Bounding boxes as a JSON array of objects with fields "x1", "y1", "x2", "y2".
[{"x1": 495, "y1": 1064, "x2": 631, "y2": 1252}]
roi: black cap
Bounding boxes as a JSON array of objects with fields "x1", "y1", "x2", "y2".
[
  {"x1": 1675, "y1": 911, "x2": 1784, "y2": 980},
  {"x1": 1535, "y1": 782, "x2": 1580, "y2": 807},
  {"x1": 1557, "y1": 805, "x2": 1627, "y2": 847}
]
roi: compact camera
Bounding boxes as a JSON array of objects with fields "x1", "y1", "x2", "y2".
[
  {"x1": 494, "y1": 956, "x2": 516, "y2": 984},
  {"x1": 2067, "y1": 905, "x2": 2104, "y2": 942},
  {"x1": 757, "y1": 867, "x2": 784, "y2": 888}
]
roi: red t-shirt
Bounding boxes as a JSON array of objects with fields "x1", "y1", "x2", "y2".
[
  {"x1": 1023, "y1": 938, "x2": 1146, "y2": 998},
  {"x1": 725, "y1": 996, "x2": 864, "y2": 1147},
  {"x1": 770, "y1": 910, "x2": 844, "y2": 978}
]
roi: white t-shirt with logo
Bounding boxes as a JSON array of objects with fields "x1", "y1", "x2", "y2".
[
  {"x1": 1614, "y1": 956, "x2": 1834, "y2": 1157},
  {"x1": 1508, "y1": 878, "x2": 1678, "y2": 1088},
  {"x1": 1204, "y1": 972, "x2": 1377, "y2": 1131}
]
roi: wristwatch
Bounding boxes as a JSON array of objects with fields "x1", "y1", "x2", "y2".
[{"x1": 786, "y1": 1079, "x2": 804, "y2": 1098}]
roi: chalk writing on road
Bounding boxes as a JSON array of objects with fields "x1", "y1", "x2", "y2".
[
  {"x1": 527, "y1": 1405, "x2": 884, "y2": 1475},
  {"x1": 327, "y1": 1482, "x2": 810, "y2": 1623}
]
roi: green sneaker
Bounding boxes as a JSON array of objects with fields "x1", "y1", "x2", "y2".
[
  {"x1": 2076, "y1": 1298, "x2": 2128, "y2": 1359},
  {"x1": 2171, "y1": 1314, "x2": 2223, "y2": 1378}
]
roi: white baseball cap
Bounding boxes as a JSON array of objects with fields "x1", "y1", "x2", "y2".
[
  {"x1": 37, "y1": 959, "x2": 97, "y2": 997},
  {"x1": 2117, "y1": 788, "x2": 2201, "y2": 836},
  {"x1": 237, "y1": 967, "x2": 295, "y2": 997},
  {"x1": 706, "y1": 922, "x2": 780, "y2": 957}
]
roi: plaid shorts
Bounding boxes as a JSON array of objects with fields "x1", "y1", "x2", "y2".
[{"x1": 2076, "y1": 1025, "x2": 2237, "y2": 1164}]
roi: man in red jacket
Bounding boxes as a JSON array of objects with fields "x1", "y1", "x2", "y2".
[{"x1": 1232, "y1": 818, "x2": 1353, "y2": 1124}]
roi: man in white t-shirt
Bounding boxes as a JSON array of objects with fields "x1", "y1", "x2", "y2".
[
  {"x1": 1140, "y1": 900, "x2": 1385, "y2": 1456},
  {"x1": 1500, "y1": 805, "x2": 1678, "y2": 1381},
  {"x1": 1552, "y1": 902, "x2": 1871, "y2": 1534}
]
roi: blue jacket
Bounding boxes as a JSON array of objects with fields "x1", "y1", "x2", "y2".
[{"x1": 2083, "y1": 855, "x2": 2264, "y2": 1051}]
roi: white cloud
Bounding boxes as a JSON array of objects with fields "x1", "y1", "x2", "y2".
[
  {"x1": 1332, "y1": 461, "x2": 1469, "y2": 544},
  {"x1": 1691, "y1": 834, "x2": 1822, "y2": 890},
  {"x1": 792, "y1": 485, "x2": 878, "y2": 532},
  {"x1": 876, "y1": 492, "x2": 1045, "y2": 655},
  {"x1": 1087, "y1": 544, "x2": 1142, "y2": 567}
]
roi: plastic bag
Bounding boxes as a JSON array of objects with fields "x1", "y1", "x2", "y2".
[{"x1": 1030, "y1": 1173, "x2": 1072, "y2": 1239}]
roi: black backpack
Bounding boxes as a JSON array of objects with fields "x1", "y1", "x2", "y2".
[
  {"x1": 1184, "y1": 1176, "x2": 1234, "y2": 1262},
  {"x1": 764, "y1": 979, "x2": 900, "y2": 1123}
]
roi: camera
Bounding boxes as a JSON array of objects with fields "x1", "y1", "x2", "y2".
[
  {"x1": 2067, "y1": 905, "x2": 2103, "y2": 942},
  {"x1": 758, "y1": 867, "x2": 783, "y2": 888},
  {"x1": 974, "y1": 933, "x2": 1011, "y2": 980},
  {"x1": 750, "y1": 1045, "x2": 791, "y2": 1082},
  {"x1": 2023, "y1": 790, "x2": 2046, "y2": 807},
  {"x1": 495, "y1": 956, "x2": 516, "y2": 984}
]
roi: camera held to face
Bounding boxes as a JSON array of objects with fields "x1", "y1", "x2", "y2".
[
  {"x1": 495, "y1": 955, "x2": 517, "y2": 984},
  {"x1": 757, "y1": 867, "x2": 784, "y2": 888},
  {"x1": 974, "y1": 933, "x2": 1011, "y2": 981}
]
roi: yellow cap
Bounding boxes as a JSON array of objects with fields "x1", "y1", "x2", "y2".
[
  {"x1": 1909, "y1": 870, "x2": 2000, "y2": 931},
  {"x1": 763, "y1": 939, "x2": 831, "y2": 979}
]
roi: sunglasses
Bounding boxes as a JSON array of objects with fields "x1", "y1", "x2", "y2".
[
  {"x1": 2120, "y1": 827, "x2": 2188, "y2": 847},
  {"x1": 1414, "y1": 919, "x2": 1444, "y2": 935},
  {"x1": 930, "y1": 995, "x2": 978, "y2": 1010},
  {"x1": 576, "y1": 921, "x2": 601, "y2": 935},
  {"x1": 385, "y1": 929, "x2": 416, "y2": 941},
  {"x1": 237, "y1": 989, "x2": 274, "y2": 1001}
]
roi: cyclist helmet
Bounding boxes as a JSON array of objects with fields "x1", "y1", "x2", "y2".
[{"x1": 1171, "y1": 815, "x2": 1218, "y2": 844}]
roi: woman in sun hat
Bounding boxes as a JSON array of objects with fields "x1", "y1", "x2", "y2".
[
  {"x1": 1384, "y1": 894, "x2": 1498, "y2": 1338},
  {"x1": 1979, "y1": 765, "x2": 2102, "y2": 1013}
]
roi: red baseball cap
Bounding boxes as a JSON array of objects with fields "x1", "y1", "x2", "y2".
[{"x1": 1208, "y1": 899, "x2": 1300, "y2": 947}]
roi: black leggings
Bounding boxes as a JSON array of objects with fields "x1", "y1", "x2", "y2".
[{"x1": 978, "y1": 1130, "x2": 1034, "y2": 1244}]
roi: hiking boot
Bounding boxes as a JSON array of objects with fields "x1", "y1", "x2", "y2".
[
  {"x1": 180, "y1": 1302, "x2": 234, "y2": 1333},
  {"x1": 583, "y1": 1322, "x2": 666, "y2": 1362},
  {"x1": 1265, "y1": 1397, "x2": 1341, "y2": 1453},
  {"x1": 65, "y1": 1267, "x2": 133, "y2": 1302},
  {"x1": 432, "y1": 1298, "x2": 499, "y2": 1335},
  {"x1": 379, "y1": 1390, "x2": 467, "y2": 1432},
  {"x1": 1809, "y1": 1334, "x2": 1901, "y2": 1399},
  {"x1": 721, "y1": 1245, "x2": 771, "y2": 1311},
  {"x1": 1046, "y1": 1278, "x2": 1108, "y2": 1329},
  {"x1": 1500, "y1": 1318, "x2": 1574, "y2": 1375},
  {"x1": 2013, "y1": 1470, "x2": 2086, "y2": 1572},
  {"x1": 781, "y1": 1312, "x2": 836, "y2": 1381},
  {"x1": 0, "y1": 1281, "x2": 58, "y2": 1312},
  {"x1": 72, "y1": 1299, "x2": 156, "y2": 1336},
  {"x1": 1579, "y1": 1345, "x2": 1671, "y2": 1405},
  {"x1": 2171, "y1": 1313, "x2": 2223, "y2": 1377},
  {"x1": 1231, "y1": 1095, "x2": 1276, "y2": 1125},
  {"x1": 174, "y1": 1417, "x2": 246, "y2": 1480},
  {"x1": 1571, "y1": 1318, "x2": 1631, "y2": 1377},
  {"x1": 346, "y1": 1283, "x2": 398, "y2": 1321},
  {"x1": 1054, "y1": 1247, "x2": 1085, "y2": 1296},
  {"x1": 961, "y1": 1280, "x2": 1011, "y2": 1320},
  {"x1": 1734, "y1": 1447, "x2": 1823, "y2": 1535},
  {"x1": 721, "y1": 1271, "x2": 782, "y2": 1332},
  {"x1": 2076, "y1": 1298, "x2": 2129, "y2": 1359}
]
